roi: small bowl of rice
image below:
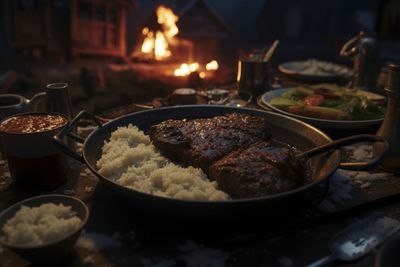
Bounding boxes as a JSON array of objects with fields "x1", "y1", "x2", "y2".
[{"x1": 0, "y1": 194, "x2": 89, "y2": 264}]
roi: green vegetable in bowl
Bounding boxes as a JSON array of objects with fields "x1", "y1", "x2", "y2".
[
  {"x1": 281, "y1": 87, "x2": 313, "y2": 100},
  {"x1": 269, "y1": 97, "x2": 300, "y2": 109},
  {"x1": 269, "y1": 84, "x2": 385, "y2": 120},
  {"x1": 337, "y1": 95, "x2": 385, "y2": 120}
]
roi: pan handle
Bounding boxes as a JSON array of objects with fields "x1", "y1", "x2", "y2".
[
  {"x1": 53, "y1": 111, "x2": 103, "y2": 163},
  {"x1": 299, "y1": 134, "x2": 389, "y2": 171}
]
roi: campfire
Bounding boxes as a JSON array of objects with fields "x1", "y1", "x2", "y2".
[
  {"x1": 140, "y1": 6, "x2": 178, "y2": 61},
  {"x1": 133, "y1": 5, "x2": 220, "y2": 78}
]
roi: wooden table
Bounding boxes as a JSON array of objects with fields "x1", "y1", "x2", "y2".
[{"x1": 1, "y1": 109, "x2": 400, "y2": 267}]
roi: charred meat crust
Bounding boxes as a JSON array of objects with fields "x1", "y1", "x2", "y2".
[
  {"x1": 149, "y1": 113, "x2": 308, "y2": 199},
  {"x1": 149, "y1": 113, "x2": 270, "y2": 173},
  {"x1": 209, "y1": 140, "x2": 307, "y2": 199}
]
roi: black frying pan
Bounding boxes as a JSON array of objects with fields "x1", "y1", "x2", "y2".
[{"x1": 54, "y1": 105, "x2": 388, "y2": 220}]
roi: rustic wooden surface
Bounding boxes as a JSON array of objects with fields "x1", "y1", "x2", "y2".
[{"x1": 1, "y1": 112, "x2": 400, "y2": 267}]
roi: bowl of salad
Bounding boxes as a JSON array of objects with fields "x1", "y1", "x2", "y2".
[{"x1": 258, "y1": 84, "x2": 386, "y2": 129}]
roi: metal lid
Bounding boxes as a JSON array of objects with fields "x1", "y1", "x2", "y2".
[{"x1": 46, "y1": 83, "x2": 68, "y2": 91}]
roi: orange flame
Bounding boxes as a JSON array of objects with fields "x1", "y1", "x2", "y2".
[
  {"x1": 155, "y1": 31, "x2": 171, "y2": 60},
  {"x1": 174, "y1": 63, "x2": 199, "y2": 76},
  {"x1": 141, "y1": 31, "x2": 154, "y2": 53},
  {"x1": 140, "y1": 6, "x2": 179, "y2": 60},
  {"x1": 174, "y1": 61, "x2": 218, "y2": 77},
  {"x1": 206, "y1": 60, "x2": 219, "y2": 71},
  {"x1": 156, "y1": 6, "x2": 179, "y2": 39}
]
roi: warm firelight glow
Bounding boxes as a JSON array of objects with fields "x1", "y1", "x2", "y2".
[
  {"x1": 140, "y1": 5, "x2": 179, "y2": 60},
  {"x1": 206, "y1": 60, "x2": 219, "y2": 71},
  {"x1": 154, "y1": 31, "x2": 171, "y2": 60},
  {"x1": 174, "y1": 61, "x2": 219, "y2": 77},
  {"x1": 189, "y1": 63, "x2": 199, "y2": 72},
  {"x1": 156, "y1": 6, "x2": 179, "y2": 39},
  {"x1": 139, "y1": 6, "x2": 221, "y2": 73},
  {"x1": 142, "y1": 27, "x2": 150, "y2": 35},
  {"x1": 141, "y1": 31, "x2": 154, "y2": 53},
  {"x1": 174, "y1": 63, "x2": 200, "y2": 76}
]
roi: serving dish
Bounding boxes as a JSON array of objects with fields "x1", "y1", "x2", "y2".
[
  {"x1": 54, "y1": 106, "x2": 387, "y2": 220},
  {"x1": 0, "y1": 194, "x2": 89, "y2": 264},
  {"x1": 278, "y1": 59, "x2": 353, "y2": 82},
  {"x1": 258, "y1": 88, "x2": 385, "y2": 130}
]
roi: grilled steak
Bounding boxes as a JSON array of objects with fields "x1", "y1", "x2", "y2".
[
  {"x1": 209, "y1": 140, "x2": 306, "y2": 199},
  {"x1": 149, "y1": 113, "x2": 270, "y2": 173}
]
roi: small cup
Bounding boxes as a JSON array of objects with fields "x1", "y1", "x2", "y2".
[
  {"x1": 237, "y1": 59, "x2": 270, "y2": 97},
  {"x1": 0, "y1": 112, "x2": 69, "y2": 190},
  {"x1": 225, "y1": 91, "x2": 253, "y2": 107},
  {"x1": 206, "y1": 88, "x2": 230, "y2": 104},
  {"x1": 169, "y1": 88, "x2": 197, "y2": 105}
]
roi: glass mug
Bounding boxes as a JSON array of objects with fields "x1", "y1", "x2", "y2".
[{"x1": 237, "y1": 60, "x2": 270, "y2": 97}]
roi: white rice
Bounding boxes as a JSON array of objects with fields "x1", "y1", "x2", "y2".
[
  {"x1": 96, "y1": 124, "x2": 229, "y2": 201},
  {"x1": 2, "y1": 203, "x2": 82, "y2": 246}
]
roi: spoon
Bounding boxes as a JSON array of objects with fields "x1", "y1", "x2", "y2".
[
  {"x1": 305, "y1": 212, "x2": 400, "y2": 267},
  {"x1": 262, "y1": 39, "x2": 279, "y2": 62}
]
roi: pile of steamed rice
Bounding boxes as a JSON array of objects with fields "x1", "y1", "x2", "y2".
[
  {"x1": 2, "y1": 203, "x2": 82, "y2": 246},
  {"x1": 96, "y1": 125, "x2": 229, "y2": 201}
]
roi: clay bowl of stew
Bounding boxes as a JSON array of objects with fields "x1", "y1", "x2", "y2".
[{"x1": 0, "y1": 112, "x2": 69, "y2": 189}]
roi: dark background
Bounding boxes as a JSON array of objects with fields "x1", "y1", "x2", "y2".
[
  {"x1": 1, "y1": 0, "x2": 398, "y2": 61},
  {"x1": 0, "y1": 0, "x2": 399, "y2": 113}
]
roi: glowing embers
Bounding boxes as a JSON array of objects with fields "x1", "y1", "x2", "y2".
[
  {"x1": 206, "y1": 60, "x2": 219, "y2": 71},
  {"x1": 174, "y1": 60, "x2": 219, "y2": 78},
  {"x1": 174, "y1": 63, "x2": 199, "y2": 77}
]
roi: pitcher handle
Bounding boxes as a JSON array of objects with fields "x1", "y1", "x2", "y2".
[
  {"x1": 340, "y1": 35, "x2": 360, "y2": 58},
  {"x1": 53, "y1": 110, "x2": 103, "y2": 162},
  {"x1": 28, "y1": 92, "x2": 46, "y2": 111},
  {"x1": 339, "y1": 135, "x2": 389, "y2": 170}
]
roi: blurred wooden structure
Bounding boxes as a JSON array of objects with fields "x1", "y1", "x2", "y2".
[
  {"x1": 70, "y1": 0, "x2": 130, "y2": 59},
  {"x1": 177, "y1": 0, "x2": 234, "y2": 64},
  {"x1": 5, "y1": 0, "x2": 52, "y2": 59},
  {"x1": 3, "y1": 0, "x2": 135, "y2": 60}
]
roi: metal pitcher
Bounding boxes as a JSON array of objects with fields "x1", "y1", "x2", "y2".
[
  {"x1": 373, "y1": 63, "x2": 400, "y2": 174},
  {"x1": 0, "y1": 93, "x2": 45, "y2": 121},
  {"x1": 340, "y1": 31, "x2": 379, "y2": 87}
]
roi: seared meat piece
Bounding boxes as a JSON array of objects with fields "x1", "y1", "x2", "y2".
[
  {"x1": 209, "y1": 140, "x2": 306, "y2": 199},
  {"x1": 149, "y1": 113, "x2": 270, "y2": 173}
]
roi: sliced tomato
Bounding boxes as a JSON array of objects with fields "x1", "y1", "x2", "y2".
[
  {"x1": 304, "y1": 94, "x2": 324, "y2": 106},
  {"x1": 313, "y1": 88, "x2": 340, "y2": 99}
]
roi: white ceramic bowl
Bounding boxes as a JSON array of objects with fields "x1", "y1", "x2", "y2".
[{"x1": 0, "y1": 194, "x2": 89, "y2": 264}]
